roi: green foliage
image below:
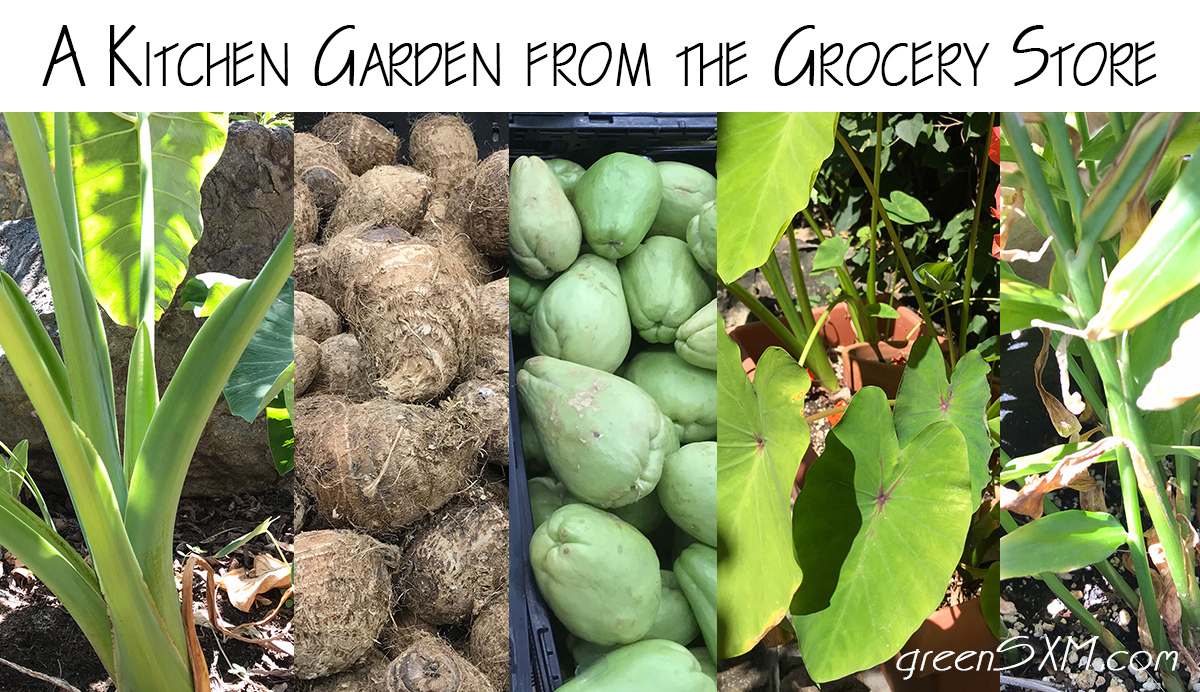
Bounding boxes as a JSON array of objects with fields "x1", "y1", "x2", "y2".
[
  {"x1": 791, "y1": 388, "x2": 971, "y2": 683},
  {"x1": 715, "y1": 317, "x2": 808, "y2": 659},
  {"x1": 1000, "y1": 511, "x2": 1126, "y2": 580}
]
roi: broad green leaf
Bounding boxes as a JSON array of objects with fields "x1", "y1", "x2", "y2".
[
  {"x1": 180, "y1": 273, "x2": 248, "y2": 317},
  {"x1": 1000, "y1": 510, "x2": 1125, "y2": 580},
  {"x1": 894, "y1": 114, "x2": 925, "y2": 147},
  {"x1": 893, "y1": 336, "x2": 992, "y2": 503},
  {"x1": 811, "y1": 235, "x2": 849, "y2": 272},
  {"x1": 1087, "y1": 142, "x2": 1200, "y2": 338},
  {"x1": 999, "y1": 442, "x2": 1116, "y2": 483},
  {"x1": 717, "y1": 112, "x2": 838, "y2": 282},
  {"x1": 267, "y1": 383, "x2": 295, "y2": 476},
  {"x1": 717, "y1": 315, "x2": 809, "y2": 658},
  {"x1": 38, "y1": 112, "x2": 228, "y2": 327},
  {"x1": 792, "y1": 388, "x2": 970, "y2": 682},
  {"x1": 224, "y1": 277, "x2": 295, "y2": 422},
  {"x1": 914, "y1": 261, "x2": 958, "y2": 293},
  {"x1": 880, "y1": 190, "x2": 931, "y2": 225},
  {"x1": 999, "y1": 266, "x2": 1075, "y2": 333}
]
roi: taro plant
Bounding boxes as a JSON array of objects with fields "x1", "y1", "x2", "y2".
[
  {"x1": 0, "y1": 112, "x2": 294, "y2": 692},
  {"x1": 716, "y1": 112, "x2": 999, "y2": 681},
  {"x1": 997, "y1": 112, "x2": 1200, "y2": 692}
]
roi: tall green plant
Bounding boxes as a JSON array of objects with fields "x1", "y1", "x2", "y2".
[
  {"x1": 998, "y1": 112, "x2": 1200, "y2": 692},
  {"x1": 0, "y1": 112, "x2": 294, "y2": 692}
]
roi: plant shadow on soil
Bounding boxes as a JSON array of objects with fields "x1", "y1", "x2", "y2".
[{"x1": 0, "y1": 487, "x2": 294, "y2": 692}]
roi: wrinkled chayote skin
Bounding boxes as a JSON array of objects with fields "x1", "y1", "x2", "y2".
[
  {"x1": 686, "y1": 199, "x2": 717, "y2": 277},
  {"x1": 530, "y1": 504, "x2": 662, "y2": 645},
  {"x1": 608, "y1": 490, "x2": 665, "y2": 535},
  {"x1": 529, "y1": 476, "x2": 580, "y2": 528},
  {"x1": 574, "y1": 152, "x2": 663, "y2": 259},
  {"x1": 510, "y1": 266, "x2": 549, "y2": 336},
  {"x1": 547, "y1": 158, "x2": 586, "y2": 200},
  {"x1": 623, "y1": 348, "x2": 717, "y2": 443},
  {"x1": 531, "y1": 254, "x2": 632, "y2": 373},
  {"x1": 516, "y1": 356, "x2": 678, "y2": 508},
  {"x1": 557, "y1": 639, "x2": 716, "y2": 692},
  {"x1": 650, "y1": 162, "x2": 717, "y2": 241},
  {"x1": 510, "y1": 155, "x2": 581, "y2": 279},
  {"x1": 645, "y1": 570, "x2": 701, "y2": 645},
  {"x1": 674, "y1": 299, "x2": 718, "y2": 371},
  {"x1": 658, "y1": 442, "x2": 717, "y2": 547},
  {"x1": 619, "y1": 236, "x2": 714, "y2": 344}
]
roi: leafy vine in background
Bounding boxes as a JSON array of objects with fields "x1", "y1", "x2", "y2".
[{"x1": 812, "y1": 112, "x2": 998, "y2": 349}]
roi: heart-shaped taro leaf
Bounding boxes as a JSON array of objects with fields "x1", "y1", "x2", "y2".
[
  {"x1": 717, "y1": 315, "x2": 809, "y2": 659},
  {"x1": 792, "y1": 387, "x2": 970, "y2": 683},
  {"x1": 894, "y1": 335, "x2": 992, "y2": 504}
]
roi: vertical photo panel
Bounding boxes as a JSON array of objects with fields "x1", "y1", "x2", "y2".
[
  {"x1": 509, "y1": 113, "x2": 719, "y2": 691},
  {"x1": 715, "y1": 113, "x2": 1000, "y2": 690},
  {"x1": 292, "y1": 113, "x2": 511, "y2": 690},
  {"x1": 0, "y1": 112, "x2": 295, "y2": 689},
  {"x1": 997, "y1": 112, "x2": 1200, "y2": 692}
]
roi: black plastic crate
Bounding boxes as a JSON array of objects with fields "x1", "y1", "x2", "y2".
[
  {"x1": 294, "y1": 112, "x2": 509, "y2": 160},
  {"x1": 510, "y1": 113, "x2": 717, "y2": 172},
  {"x1": 508, "y1": 113, "x2": 717, "y2": 692}
]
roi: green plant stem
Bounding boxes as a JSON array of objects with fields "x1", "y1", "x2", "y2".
[
  {"x1": 785, "y1": 227, "x2": 818, "y2": 335},
  {"x1": 801, "y1": 191, "x2": 875, "y2": 343},
  {"x1": 1109, "y1": 113, "x2": 1126, "y2": 137},
  {"x1": 834, "y1": 129, "x2": 934, "y2": 333},
  {"x1": 725, "y1": 281, "x2": 839, "y2": 391},
  {"x1": 760, "y1": 254, "x2": 840, "y2": 390},
  {"x1": 868, "y1": 112, "x2": 882, "y2": 302},
  {"x1": 999, "y1": 512, "x2": 1130, "y2": 664},
  {"x1": 958, "y1": 112, "x2": 995, "y2": 356},
  {"x1": 938, "y1": 296, "x2": 958, "y2": 368},
  {"x1": 1043, "y1": 114, "x2": 1089, "y2": 233},
  {"x1": 1075, "y1": 112, "x2": 1100, "y2": 185}
]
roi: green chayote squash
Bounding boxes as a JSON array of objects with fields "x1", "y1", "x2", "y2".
[
  {"x1": 519, "y1": 405, "x2": 548, "y2": 475},
  {"x1": 619, "y1": 237, "x2": 714, "y2": 343},
  {"x1": 510, "y1": 155, "x2": 581, "y2": 279},
  {"x1": 686, "y1": 200, "x2": 717, "y2": 277},
  {"x1": 650, "y1": 162, "x2": 717, "y2": 240},
  {"x1": 674, "y1": 300, "x2": 718, "y2": 371},
  {"x1": 570, "y1": 636, "x2": 617, "y2": 674},
  {"x1": 609, "y1": 490, "x2": 665, "y2": 535},
  {"x1": 658, "y1": 442, "x2": 716, "y2": 547},
  {"x1": 623, "y1": 349, "x2": 717, "y2": 443},
  {"x1": 517, "y1": 356, "x2": 678, "y2": 508},
  {"x1": 531, "y1": 254, "x2": 632, "y2": 373},
  {"x1": 530, "y1": 504, "x2": 662, "y2": 645},
  {"x1": 558, "y1": 639, "x2": 716, "y2": 692},
  {"x1": 690, "y1": 647, "x2": 717, "y2": 684},
  {"x1": 529, "y1": 476, "x2": 579, "y2": 528},
  {"x1": 574, "y1": 152, "x2": 663, "y2": 259},
  {"x1": 645, "y1": 570, "x2": 701, "y2": 645},
  {"x1": 547, "y1": 158, "x2": 586, "y2": 200},
  {"x1": 510, "y1": 266, "x2": 548, "y2": 336},
  {"x1": 675, "y1": 543, "x2": 717, "y2": 663}
]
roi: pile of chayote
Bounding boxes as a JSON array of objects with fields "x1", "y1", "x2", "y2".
[{"x1": 512, "y1": 152, "x2": 719, "y2": 691}]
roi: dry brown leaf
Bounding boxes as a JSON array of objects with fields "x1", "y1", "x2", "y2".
[
  {"x1": 1076, "y1": 475, "x2": 1109, "y2": 514},
  {"x1": 1144, "y1": 529, "x2": 1200, "y2": 676},
  {"x1": 1034, "y1": 328, "x2": 1081, "y2": 438},
  {"x1": 1000, "y1": 438, "x2": 1124, "y2": 518},
  {"x1": 215, "y1": 554, "x2": 293, "y2": 613}
]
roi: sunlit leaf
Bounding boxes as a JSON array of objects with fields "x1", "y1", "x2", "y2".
[
  {"x1": 792, "y1": 388, "x2": 970, "y2": 682},
  {"x1": 38, "y1": 112, "x2": 228, "y2": 327},
  {"x1": 1000, "y1": 510, "x2": 1125, "y2": 580},
  {"x1": 914, "y1": 262, "x2": 958, "y2": 293},
  {"x1": 811, "y1": 236, "x2": 849, "y2": 272},
  {"x1": 223, "y1": 277, "x2": 295, "y2": 422},
  {"x1": 893, "y1": 336, "x2": 992, "y2": 503},
  {"x1": 179, "y1": 273, "x2": 247, "y2": 318},
  {"x1": 717, "y1": 113, "x2": 838, "y2": 282},
  {"x1": 716, "y1": 315, "x2": 808, "y2": 658},
  {"x1": 880, "y1": 190, "x2": 931, "y2": 225}
]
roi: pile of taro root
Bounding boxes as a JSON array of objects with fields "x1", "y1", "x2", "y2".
[{"x1": 292, "y1": 113, "x2": 510, "y2": 692}]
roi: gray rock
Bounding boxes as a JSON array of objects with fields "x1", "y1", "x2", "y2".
[
  {"x1": 0, "y1": 120, "x2": 294, "y2": 497},
  {"x1": 0, "y1": 116, "x2": 31, "y2": 223},
  {"x1": 194, "y1": 120, "x2": 295, "y2": 281}
]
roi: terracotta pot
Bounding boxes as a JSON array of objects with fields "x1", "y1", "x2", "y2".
[
  {"x1": 838, "y1": 342, "x2": 914, "y2": 398},
  {"x1": 813, "y1": 296, "x2": 929, "y2": 348},
  {"x1": 879, "y1": 598, "x2": 1000, "y2": 692}
]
